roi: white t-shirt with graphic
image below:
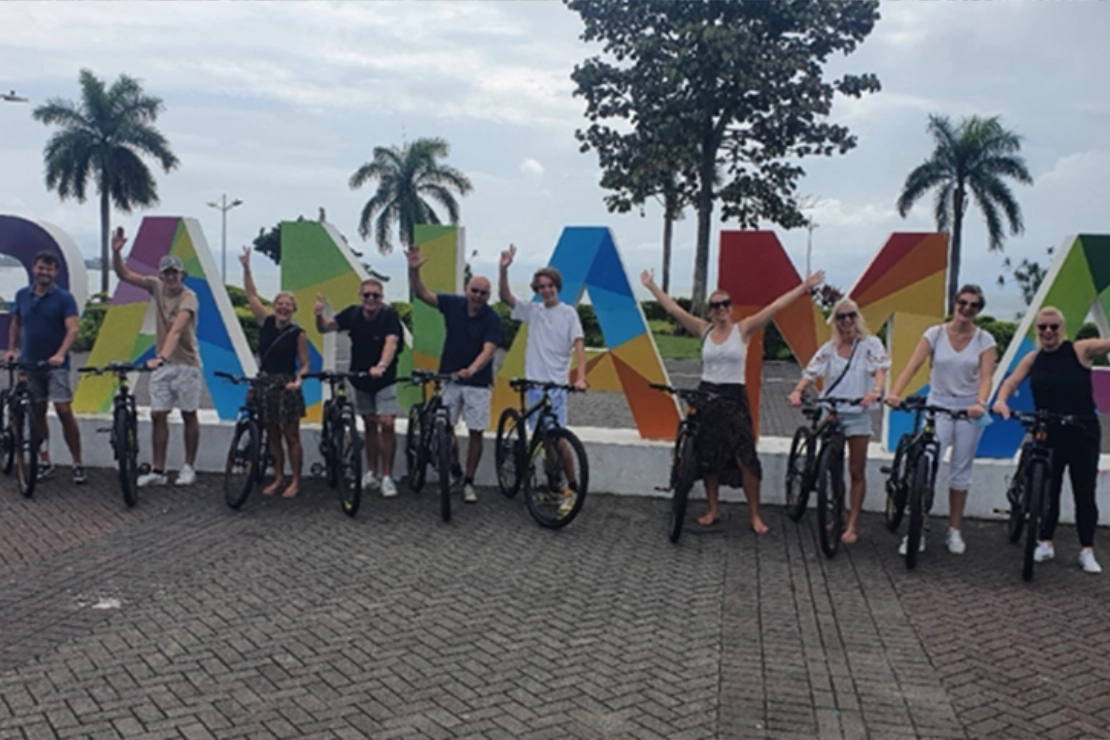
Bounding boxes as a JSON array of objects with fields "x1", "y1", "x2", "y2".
[{"x1": 511, "y1": 300, "x2": 585, "y2": 384}]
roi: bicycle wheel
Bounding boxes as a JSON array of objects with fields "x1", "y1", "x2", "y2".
[
  {"x1": 116, "y1": 404, "x2": 140, "y2": 508},
  {"x1": 884, "y1": 434, "x2": 912, "y2": 531},
  {"x1": 435, "y1": 414, "x2": 452, "y2": 523},
  {"x1": 253, "y1": 428, "x2": 268, "y2": 485},
  {"x1": 338, "y1": 417, "x2": 362, "y2": 517},
  {"x1": 524, "y1": 427, "x2": 589, "y2": 529},
  {"x1": 784, "y1": 425, "x2": 814, "y2": 522},
  {"x1": 495, "y1": 408, "x2": 526, "y2": 498},
  {"x1": 668, "y1": 428, "x2": 697, "y2": 543},
  {"x1": 224, "y1": 419, "x2": 259, "y2": 510},
  {"x1": 814, "y1": 438, "x2": 845, "y2": 558},
  {"x1": 905, "y1": 455, "x2": 933, "y2": 570},
  {"x1": 1023, "y1": 460, "x2": 1048, "y2": 582},
  {"x1": 322, "y1": 409, "x2": 339, "y2": 489},
  {"x1": 1006, "y1": 450, "x2": 1027, "y2": 544},
  {"x1": 0, "y1": 390, "x2": 13, "y2": 476},
  {"x1": 406, "y1": 404, "x2": 427, "y2": 493},
  {"x1": 13, "y1": 397, "x2": 38, "y2": 498}
]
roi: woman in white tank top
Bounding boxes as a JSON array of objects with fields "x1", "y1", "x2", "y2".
[{"x1": 643, "y1": 268, "x2": 825, "y2": 534}]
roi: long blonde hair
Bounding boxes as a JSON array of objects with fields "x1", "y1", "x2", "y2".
[{"x1": 828, "y1": 298, "x2": 870, "y2": 342}]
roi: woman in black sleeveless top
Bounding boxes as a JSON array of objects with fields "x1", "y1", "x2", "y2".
[
  {"x1": 241, "y1": 249, "x2": 309, "y2": 498},
  {"x1": 994, "y1": 307, "x2": 1105, "y2": 574}
]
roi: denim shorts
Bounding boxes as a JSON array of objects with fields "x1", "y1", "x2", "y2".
[{"x1": 26, "y1": 367, "x2": 72, "y2": 404}]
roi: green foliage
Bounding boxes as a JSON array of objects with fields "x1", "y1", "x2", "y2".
[
  {"x1": 74, "y1": 303, "x2": 108, "y2": 353},
  {"x1": 492, "y1": 302, "x2": 522, "y2": 349},
  {"x1": 236, "y1": 307, "x2": 261, "y2": 353},
  {"x1": 392, "y1": 301, "x2": 413, "y2": 332},
  {"x1": 253, "y1": 223, "x2": 282, "y2": 266},
  {"x1": 652, "y1": 333, "x2": 701, "y2": 360},
  {"x1": 998, "y1": 247, "x2": 1053, "y2": 316}
]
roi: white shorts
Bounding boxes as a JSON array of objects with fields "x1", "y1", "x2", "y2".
[
  {"x1": 442, "y1": 384, "x2": 491, "y2": 431},
  {"x1": 150, "y1": 364, "x2": 201, "y2": 413},
  {"x1": 935, "y1": 414, "x2": 985, "y2": 491}
]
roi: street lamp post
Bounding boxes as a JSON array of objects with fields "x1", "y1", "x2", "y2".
[
  {"x1": 805, "y1": 220, "x2": 819, "y2": 276},
  {"x1": 206, "y1": 194, "x2": 243, "y2": 282}
]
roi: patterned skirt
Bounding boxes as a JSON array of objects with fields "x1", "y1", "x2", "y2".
[
  {"x1": 694, "y1": 381, "x2": 762, "y2": 489},
  {"x1": 258, "y1": 374, "x2": 306, "y2": 426}
]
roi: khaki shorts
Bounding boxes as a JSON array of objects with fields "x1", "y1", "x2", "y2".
[
  {"x1": 443, "y1": 384, "x2": 492, "y2": 431},
  {"x1": 150, "y1": 364, "x2": 202, "y2": 413},
  {"x1": 353, "y1": 383, "x2": 402, "y2": 417}
]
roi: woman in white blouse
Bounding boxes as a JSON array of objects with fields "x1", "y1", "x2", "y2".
[
  {"x1": 788, "y1": 298, "x2": 891, "y2": 544},
  {"x1": 886, "y1": 284, "x2": 996, "y2": 555}
]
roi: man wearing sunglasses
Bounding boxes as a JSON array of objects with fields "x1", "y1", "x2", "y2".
[
  {"x1": 315, "y1": 278, "x2": 403, "y2": 497},
  {"x1": 407, "y1": 245, "x2": 501, "y2": 503}
]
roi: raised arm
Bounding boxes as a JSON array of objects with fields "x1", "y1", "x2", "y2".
[
  {"x1": 1076, "y1": 337, "x2": 1110, "y2": 366},
  {"x1": 738, "y1": 271, "x2": 824, "y2": 341},
  {"x1": 406, "y1": 245, "x2": 438, "y2": 308},
  {"x1": 111, "y1": 227, "x2": 146, "y2": 287},
  {"x1": 498, "y1": 245, "x2": 517, "y2": 309},
  {"x1": 885, "y1": 335, "x2": 932, "y2": 406},
  {"x1": 314, "y1": 294, "x2": 338, "y2": 334},
  {"x1": 640, "y1": 269, "x2": 706, "y2": 338},
  {"x1": 239, "y1": 247, "x2": 270, "y2": 324},
  {"x1": 993, "y1": 350, "x2": 1037, "y2": 419}
]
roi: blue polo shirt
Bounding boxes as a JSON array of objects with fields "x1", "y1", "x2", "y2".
[
  {"x1": 13, "y1": 285, "x2": 79, "y2": 368},
  {"x1": 437, "y1": 293, "x2": 501, "y2": 387}
]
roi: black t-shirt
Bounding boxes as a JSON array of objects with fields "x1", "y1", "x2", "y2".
[
  {"x1": 258, "y1": 316, "x2": 304, "y2": 375},
  {"x1": 437, "y1": 293, "x2": 501, "y2": 387},
  {"x1": 335, "y1": 304, "x2": 402, "y2": 393}
]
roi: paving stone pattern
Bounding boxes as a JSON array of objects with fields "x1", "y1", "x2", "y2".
[{"x1": 2, "y1": 470, "x2": 1110, "y2": 738}]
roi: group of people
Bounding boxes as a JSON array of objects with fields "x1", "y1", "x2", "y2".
[{"x1": 4, "y1": 237, "x2": 1106, "y2": 573}]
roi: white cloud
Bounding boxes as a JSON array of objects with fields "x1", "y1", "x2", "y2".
[{"x1": 519, "y1": 158, "x2": 545, "y2": 178}]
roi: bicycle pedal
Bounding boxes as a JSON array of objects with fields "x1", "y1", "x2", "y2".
[
  {"x1": 879, "y1": 466, "x2": 893, "y2": 474},
  {"x1": 653, "y1": 486, "x2": 670, "y2": 492},
  {"x1": 96, "y1": 427, "x2": 112, "y2": 433}
]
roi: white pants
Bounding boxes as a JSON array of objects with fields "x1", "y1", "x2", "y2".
[{"x1": 935, "y1": 414, "x2": 984, "y2": 491}]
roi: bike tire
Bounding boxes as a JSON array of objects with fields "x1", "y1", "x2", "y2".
[
  {"x1": 905, "y1": 455, "x2": 931, "y2": 570},
  {"x1": 1023, "y1": 460, "x2": 1048, "y2": 582},
  {"x1": 0, "y1": 390, "x2": 13, "y2": 476},
  {"x1": 116, "y1": 404, "x2": 140, "y2": 508},
  {"x1": 224, "y1": 420, "x2": 259, "y2": 510},
  {"x1": 524, "y1": 427, "x2": 589, "y2": 529},
  {"x1": 253, "y1": 428, "x2": 268, "y2": 485},
  {"x1": 406, "y1": 404, "x2": 427, "y2": 493},
  {"x1": 14, "y1": 396, "x2": 38, "y2": 498},
  {"x1": 785, "y1": 425, "x2": 814, "y2": 522},
  {"x1": 339, "y1": 418, "x2": 362, "y2": 517},
  {"x1": 884, "y1": 434, "x2": 912, "y2": 532},
  {"x1": 495, "y1": 408, "x2": 526, "y2": 498},
  {"x1": 323, "y1": 410, "x2": 339, "y2": 489},
  {"x1": 436, "y1": 414, "x2": 452, "y2": 523},
  {"x1": 668, "y1": 429, "x2": 697, "y2": 544},
  {"x1": 1006, "y1": 450, "x2": 1027, "y2": 544},
  {"x1": 815, "y1": 438, "x2": 844, "y2": 558}
]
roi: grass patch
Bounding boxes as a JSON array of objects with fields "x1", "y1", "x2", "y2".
[{"x1": 652, "y1": 332, "x2": 700, "y2": 360}]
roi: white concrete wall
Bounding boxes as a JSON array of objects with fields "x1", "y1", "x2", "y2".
[{"x1": 38, "y1": 411, "x2": 1110, "y2": 526}]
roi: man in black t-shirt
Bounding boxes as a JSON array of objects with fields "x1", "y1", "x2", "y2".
[{"x1": 315, "y1": 278, "x2": 402, "y2": 497}]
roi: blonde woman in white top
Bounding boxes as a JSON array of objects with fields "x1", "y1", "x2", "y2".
[
  {"x1": 788, "y1": 299, "x2": 891, "y2": 544},
  {"x1": 643, "y1": 269, "x2": 824, "y2": 534},
  {"x1": 886, "y1": 284, "x2": 996, "y2": 555}
]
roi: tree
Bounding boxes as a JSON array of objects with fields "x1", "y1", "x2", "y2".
[
  {"x1": 998, "y1": 247, "x2": 1054, "y2": 316},
  {"x1": 567, "y1": 0, "x2": 880, "y2": 313},
  {"x1": 33, "y1": 69, "x2": 179, "y2": 294},
  {"x1": 897, "y1": 114, "x2": 1033, "y2": 311},
  {"x1": 349, "y1": 137, "x2": 473, "y2": 255}
]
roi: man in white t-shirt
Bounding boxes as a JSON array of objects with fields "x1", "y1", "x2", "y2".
[{"x1": 498, "y1": 245, "x2": 588, "y2": 427}]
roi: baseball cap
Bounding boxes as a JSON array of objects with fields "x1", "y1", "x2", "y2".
[{"x1": 158, "y1": 255, "x2": 185, "y2": 273}]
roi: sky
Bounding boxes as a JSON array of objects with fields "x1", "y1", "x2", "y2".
[{"x1": 1, "y1": 0, "x2": 1108, "y2": 319}]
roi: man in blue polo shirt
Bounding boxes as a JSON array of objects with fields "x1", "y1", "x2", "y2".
[
  {"x1": 407, "y1": 245, "x2": 501, "y2": 503},
  {"x1": 4, "y1": 251, "x2": 84, "y2": 482}
]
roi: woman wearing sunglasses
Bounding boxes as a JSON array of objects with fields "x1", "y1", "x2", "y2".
[
  {"x1": 993, "y1": 307, "x2": 1107, "y2": 574},
  {"x1": 788, "y1": 298, "x2": 891, "y2": 544},
  {"x1": 642, "y1": 269, "x2": 824, "y2": 534},
  {"x1": 886, "y1": 284, "x2": 996, "y2": 555}
]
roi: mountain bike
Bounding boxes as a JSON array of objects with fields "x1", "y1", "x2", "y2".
[
  {"x1": 405, "y1": 370, "x2": 457, "y2": 523},
  {"x1": 495, "y1": 378, "x2": 588, "y2": 529},
  {"x1": 304, "y1": 370, "x2": 365, "y2": 517},
  {"x1": 883, "y1": 396, "x2": 969, "y2": 569},
  {"x1": 0, "y1": 360, "x2": 48, "y2": 497},
  {"x1": 649, "y1": 383, "x2": 719, "y2": 544},
  {"x1": 77, "y1": 362, "x2": 153, "y2": 507},
  {"x1": 784, "y1": 396, "x2": 864, "y2": 558},
  {"x1": 0, "y1": 361, "x2": 19, "y2": 477},
  {"x1": 214, "y1": 372, "x2": 279, "y2": 510}
]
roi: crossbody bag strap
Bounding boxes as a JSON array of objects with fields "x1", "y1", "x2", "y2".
[{"x1": 824, "y1": 338, "x2": 859, "y2": 397}]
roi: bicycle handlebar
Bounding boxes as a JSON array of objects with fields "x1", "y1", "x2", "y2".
[
  {"x1": 1, "y1": 359, "x2": 52, "y2": 372},
  {"x1": 891, "y1": 396, "x2": 971, "y2": 420},
  {"x1": 77, "y1": 362, "x2": 153, "y2": 375},
  {"x1": 509, "y1": 377, "x2": 585, "y2": 393},
  {"x1": 302, "y1": 370, "x2": 371, "y2": 382},
  {"x1": 1012, "y1": 409, "x2": 1090, "y2": 428},
  {"x1": 409, "y1": 370, "x2": 458, "y2": 385},
  {"x1": 213, "y1": 371, "x2": 279, "y2": 386},
  {"x1": 648, "y1": 382, "x2": 719, "y2": 403}
]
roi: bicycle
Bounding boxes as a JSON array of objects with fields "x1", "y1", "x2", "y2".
[
  {"x1": 76, "y1": 361, "x2": 153, "y2": 507},
  {"x1": 304, "y1": 370, "x2": 366, "y2": 517},
  {"x1": 214, "y1": 372, "x2": 280, "y2": 510},
  {"x1": 405, "y1": 370, "x2": 457, "y2": 523},
  {"x1": 783, "y1": 396, "x2": 865, "y2": 559},
  {"x1": 0, "y1": 360, "x2": 18, "y2": 477},
  {"x1": 495, "y1": 378, "x2": 589, "y2": 529},
  {"x1": 648, "y1": 383, "x2": 719, "y2": 544},
  {"x1": 997, "y1": 410, "x2": 1085, "y2": 582},
  {"x1": 883, "y1": 396, "x2": 969, "y2": 569},
  {"x1": 0, "y1": 360, "x2": 49, "y2": 497}
]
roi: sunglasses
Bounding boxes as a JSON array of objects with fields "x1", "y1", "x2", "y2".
[
  {"x1": 1037, "y1": 323, "x2": 1060, "y2": 332},
  {"x1": 957, "y1": 299, "x2": 983, "y2": 310},
  {"x1": 469, "y1": 288, "x2": 490, "y2": 296},
  {"x1": 362, "y1": 291, "x2": 382, "y2": 299},
  {"x1": 709, "y1": 300, "x2": 732, "y2": 310},
  {"x1": 835, "y1": 311, "x2": 858, "y2": 321}
]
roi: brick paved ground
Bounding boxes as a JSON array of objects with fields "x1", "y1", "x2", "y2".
[{"x1": 2, "y1": 469, "x2": 1110, "y2": 739}]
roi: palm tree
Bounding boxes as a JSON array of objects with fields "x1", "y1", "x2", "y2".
[
  {"x1": 33, "y1": 69, "x2": 179, "y2": 294},
  {"x1": 897, "y1": 114, "x2": 1033, "y2": 310},
  {"x1": 349, "y1": 137, "x2": 473, "y2": 254}
]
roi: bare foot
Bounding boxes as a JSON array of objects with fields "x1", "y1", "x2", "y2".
[
  {"x1": 698, "y1": 511, "x2": 720, "y2": 526},
  {"x1": 281, "y1": 482, "x2": 300, "y2": 498},
  {"x1": 262, "y1": 479, "x2": 284, "y2": 495},
  {"x1": 841, "y1": 528, "x2": 858, "y2": 544},
  {"x1": 750, "y1": 517, "x2": 770, "y2": 535}
]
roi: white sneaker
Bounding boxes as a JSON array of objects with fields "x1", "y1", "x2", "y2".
[
  {"x1": 946, "y1": 528, "x2": 966, "y2": 555},
  {"x1": 381, "y1": 476, "x2": 398, "y2": 498},
  {"x1": 898, "y1": 535, "x2": 926, "y2": 556},
  {"x1": 175, "y1": 465, "x2": 197, "y2": 486},
  {"x1": 1033, "y1": 541, "x2": 1055, "y2": 563},
  {"x1": 138, "y1": 471, "x2": 168, "y2": 487},
  {"x1": 362, "y1": 471, "x2": 380, "y2": 491},
  {"x1": 463, "y1": 483, "x2": 477, "y2": 504},
  {"x1": 1079, "y1": 549, "x2": 1102, "y2": 574}
]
